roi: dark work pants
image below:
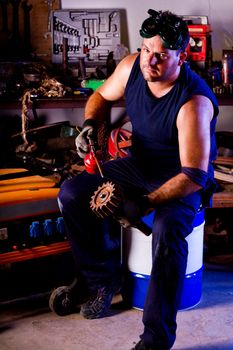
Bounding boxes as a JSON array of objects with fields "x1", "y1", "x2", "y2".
[{"x1": 58, "y1": 156, "x2": 202, "y2": 349}]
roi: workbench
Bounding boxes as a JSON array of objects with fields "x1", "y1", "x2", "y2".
[{"x1": 0, "y1": 94, "x2": 232, "y2": 265}]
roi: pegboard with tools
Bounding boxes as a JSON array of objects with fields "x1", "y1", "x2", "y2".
[{"x1": 52, "y1": 9, "x2": 121, "y2": 65}]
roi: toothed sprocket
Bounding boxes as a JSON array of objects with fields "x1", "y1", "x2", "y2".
[{"x1": 90, "y1": 181, "x2": 122, "y2": 218}]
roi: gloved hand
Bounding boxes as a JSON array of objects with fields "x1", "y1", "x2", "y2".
[
  {"x1": 121, "y1": 195, "x2": 153, "y2": 225},
  {"x1": 113, "y1": 194, "x2": 154, "y2": 236},
  {"x1": 75, "y1": 119, "x2": 97, "y2": 159}
]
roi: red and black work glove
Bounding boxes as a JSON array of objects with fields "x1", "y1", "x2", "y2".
[
  {"x1": 122, "y1": 195, "x2": 152, "y2": 223},
  {"x1": 116, "y1": 195, "x2": 153, "y2": 235},
  {"x1": 75, "y1": 119, "x2": 97, "y2": 159}
]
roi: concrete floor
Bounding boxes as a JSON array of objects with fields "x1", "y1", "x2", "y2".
[{"x1": 0, "y1": 258, "x2": 233, "y2": 350}]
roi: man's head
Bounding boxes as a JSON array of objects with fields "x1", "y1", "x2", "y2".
[
  {"x1": 140, "y1": 9, "x2": 189, "y2": 51},
  {"x1": 139, "y1": 10, "x2": 189, "y2": 83}
]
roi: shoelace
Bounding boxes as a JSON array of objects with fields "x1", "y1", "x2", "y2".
[{"x1": 86, "y1": 287, "x2": 112, "y2": 305}]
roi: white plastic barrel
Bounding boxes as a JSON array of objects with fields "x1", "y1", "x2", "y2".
[{"x1": 123, "y1": 210, "x2": 205, "y2": 310}]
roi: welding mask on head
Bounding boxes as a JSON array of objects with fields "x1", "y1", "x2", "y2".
[{"x1": 140, "y1": 9, "x2": 189, "y2": 51}]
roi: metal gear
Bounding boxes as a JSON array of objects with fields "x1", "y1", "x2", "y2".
[{"x1": 90, "y1": 181, "x2": 122, "y2": 218}]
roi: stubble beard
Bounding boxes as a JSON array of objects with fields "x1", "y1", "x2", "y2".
[{"x1": 141, "y1": 66, "x2": 161, "y2": 82}]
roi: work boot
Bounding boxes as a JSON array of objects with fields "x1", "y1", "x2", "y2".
[
  {"x1": 131, "y1": 340, "x2": 170, "y2": 350},
  {"x1": 80, "y1": 283, "x2": 120, "y2": 319}
]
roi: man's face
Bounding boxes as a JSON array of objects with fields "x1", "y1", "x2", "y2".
[{"x1": 139, "y1": 35, "x2": 186, "y2": 82}]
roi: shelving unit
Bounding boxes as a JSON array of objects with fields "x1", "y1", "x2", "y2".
[
  {"x1": 0, "y1": 241, "x2": 70, "y2": 265},
  {"x1": 0, "y1": 169, "x2": 70, "y2": 265}
]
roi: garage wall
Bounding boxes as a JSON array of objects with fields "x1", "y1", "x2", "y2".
[
  {"x1": 61, "y1": 0, "x2": 233, "y2": 61},
  {"x1": 60, "y1": 0, "x2": 233, "y2": 130}
]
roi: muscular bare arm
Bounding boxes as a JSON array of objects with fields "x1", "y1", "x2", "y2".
[
  {"x1": 147, "y1": 95, "x2": 214, "y2": 206},
  {"x1": 83, "y1": 53, "x2": 138, "y2": 124}
]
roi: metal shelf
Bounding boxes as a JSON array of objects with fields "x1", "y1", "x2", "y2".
[
  {"x1": 0, "y1": 241, "x2": 70, "y2": 265},
  {"x1": 0, "y1": 95, "x2": 231, "y2": 110}
]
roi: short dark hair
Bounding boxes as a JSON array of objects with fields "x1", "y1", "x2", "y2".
[{"x1": 140, "y1": 9, "x2": 190, "y2": 51}]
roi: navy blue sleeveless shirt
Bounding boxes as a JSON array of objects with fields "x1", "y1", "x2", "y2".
[{"x1": 125, "y1": 55, "x2": 219, "y2": 183}]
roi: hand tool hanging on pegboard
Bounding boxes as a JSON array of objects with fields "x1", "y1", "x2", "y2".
[
  {"x1": 0, "y1": 0, "x2": 9, "y2": 34},
  {"x1": 21, "y1": 0, "x2": 33, "y2": 58},
  {"x1": 44, "y1": 0, "x2": 54, "y2": 38},
  {"x1": 9, "y1": 0, "x2": 21, "y2": 40}
]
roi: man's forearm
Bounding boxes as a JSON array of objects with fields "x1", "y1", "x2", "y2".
[
  {"x1": 84, "y1": 91, "x2": 112, "y2": 125},
  {"x1": 147, "y1": 173, "x2": 202, "y2": 207}
]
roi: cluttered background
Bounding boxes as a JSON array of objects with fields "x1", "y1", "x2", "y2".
[{"x1": 0, "y1": 0, "x2": 233, "y2": 300}]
